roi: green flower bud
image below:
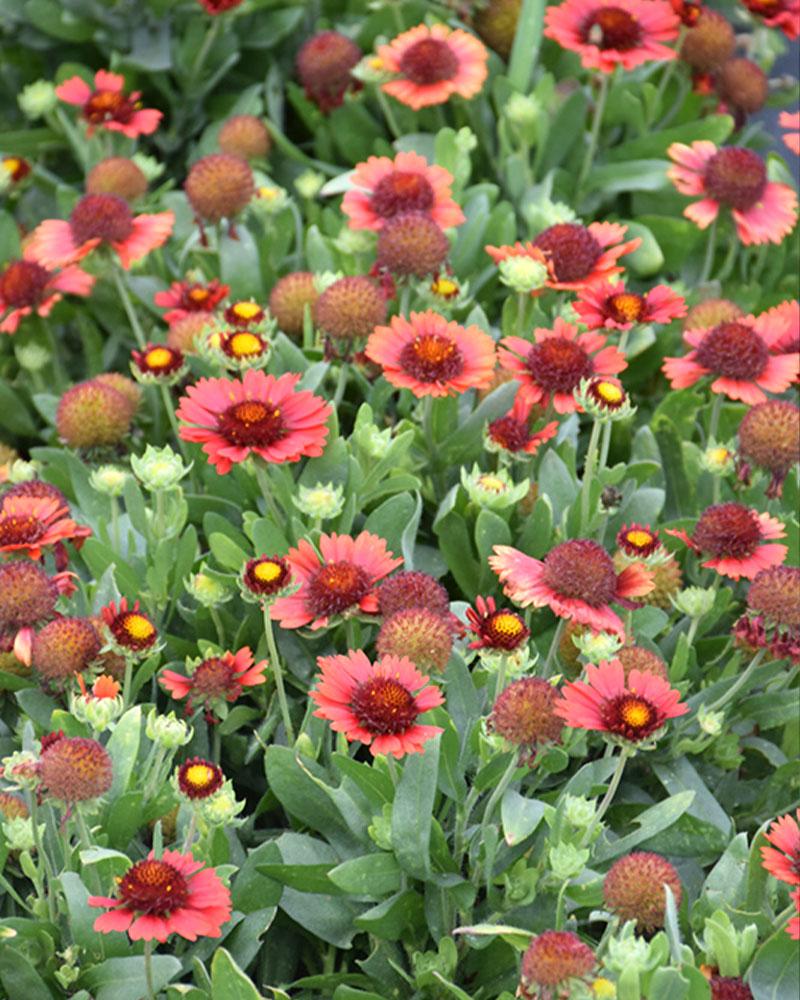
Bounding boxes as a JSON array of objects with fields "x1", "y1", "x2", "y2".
[
  {"x1": 505, "y1": 92, "x2": 541, "y2": 129},
  {"x1": 575, "y1": 377, "x2": 636, "y2": 423},
  {"x1": 525, "y1": 198, "x2": 577, "y2": 231},
  {"x1": 571, "y1": 629, "x2": 623, "y2": 664},
  {"x1": 671, "y1": 585, "x2": 716, "y2": 619},
  {"x1": 131, "y1": 152, "x2": 164, "y2": 182},
  {"x1": 367, "y1": 803, "x2": 393, "y2": 851},
  {"x1": 498, "y1": 255, "x2": 549, "y2": 294},
  {"x1": 335, "y1": 226, "x2": 376, "y2": 255},
  {"x1": 185, "y1": 567, "x2": 231, "y2": 608},
  {"x1": 294, "y1": 169, "x2": 325, "y2": 200},
  {"x1": 2, "y1": 817, "x2": 39, "y2": 853},
  {"x1": 146, "y1": 709, "x2": 192, "y2": 749},
  {"x1": 461, "y1": 464, "x2": 529, "y2": 510},
  {"x1": 354, "y1": 421, "x2": 393, "y2": 460},
  {"x1": 7, "y1": 460, "x2": 39, "y2": 484},
  {"x1": 697, "y1": 705, "x2": 725, "y2": 737},
  {"x1": 293, "y1": 481, "x2": 345, "y2": 521},
  {"x1": 563, "y1": 794, "x2": 597, "y2": 830},
  {"x1": 90, "y1": 465, "x2": 129, "y2": 498},
  {"x1": 700, "y1": 442, "x2": 735, "y2": 476},
  {"x1": 131, "y1": 444, "x2": 191, "y2": 492},
  {"x1": 604, "y1": 925, "x2": 650, "y2": 975},
  {"x1": 549, "y1": 842, "x2": 590, "y2": 880},
  {"x1": 251, "y1": 182, "x2": 289, "y2": 216},
  {"x1": 2, "y1": 750, "x2": 40, "y2": 789},
  {"x1": 15, "y1": 342, "x2": 50, "y2": 372},
  {"x1": 18, "y1": 80, "x2": 57, "y2": 120},
  {"x1": 198, "y1": 781, "x2": 244, "y2": 827},
  {"x1": 70, "y1": 690, "x2": 124, "y2": 734}
]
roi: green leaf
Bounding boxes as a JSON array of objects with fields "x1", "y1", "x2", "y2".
[
  {"x1": 328, "y1": 854, "x2": 402, "y2": 899},
  {"x1": 587, "y1": 159, "x2": 669, "y2": 194},
  {"x1": 256, "y1": 863, "x2": 338, "y2": 894},
  {"x1": 747, "y1": 928, "x2": 800, "y2": 1000},
  {"x1": 209, "y1": 531, "x2": 249, "y2": 572},
  {"x1": 0, "y1": 946, "x2": 53, "y2": 1000},
  {"x1": 391, "y1": 737, "x2": 440, "y2": 880},
  {"x1": 537, "y1": 450, "x2": 578, "y2": 524},
  {"x1": 648, "y1": 968, "x2": 689, "y2": 1000},
  {"x1": 501, "y1": 791, "x2": 546, "y2": 847},
  {"x1": 354, "y1": 889, "x2": 425, "y2": 941},
  {"x1": 220, "y1": 225, "x2": 264, "y2": 301},
  {"x1": 211, "y1": 948, "x2": 264, "y2": 1000},
  {"x1": 80, "y1": 956, "x2": 181, "y2": 1000},
  {"x1": 106, "y1": 706, "x2": 141, "y2": 802},
  {"x1": 594, "y1": 791, "x2": 695, "y2": 862}
]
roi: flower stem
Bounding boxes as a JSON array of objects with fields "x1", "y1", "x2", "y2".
[
  {"x1": 580, "y1": 418, "x2": 602, "y2": 535},
  {"x1": 543, "y1": 619, "x2": 565, "y2": 677},
  {"x1": 143, "y1": 939, "x2": 155, "y2": 1000},
  {"x1": 515, "y1": 292, "x2": 527, "y2": 338},
  {"x1": 554, "y1": 878, "x2": 571, "y2": 931},
  {"x1": 122, "y1": 655, "x2": 134, "y2": 710},
  {"x1": 112, "y1": 266, "x2": 147, "y2": 348},
  {"x1": 332, "y1": 362, "x2": 349, "y2": 411},
  {"x1": 652, "y1": 27, "x2": 687, "y2": 122},
  {"x1": 263, "y1": 606, "x2": 295, "y2": 744},
  {"x1": 253, "y1": 460, "x2": 284, "y2": 526},
  {"x1": 698, "y1": 217, "x2": 718, "y2": 284},
  {"x1": 182, "y1": 809, "x2": 197, "y2": 853},
  {"x1": 707, "y1": 392, "x2": 723, "y2": 443},
  {"x1": 376, "y1": 87, "x2": 402, "y2": 141},
  {"x1": 577, "y1": 73, "x2": 610, "y2": 195},
  {"x1": 583, "y1": 747, "x2": 631, "y2": 846},
  {"x1": 188, "y1": 17, "x2": 222, "y2": 90},
  {"x1": 705, "y1": 649, "x2": 765, "y2": 715}
]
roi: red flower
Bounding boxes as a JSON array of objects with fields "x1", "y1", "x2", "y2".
[
  {"x1": 554, "y1": 659, "x2": 688, "y2": 742},
  {"x1": 780, "y1": 110, "x2": 800, "y2": 156},
  {"x1": 573, "y1": 281, "x2": 686, "y2": 331},
  {"x1": 342, "y1": 151, "x2": 464, "y2": 232},
  {"x1": 271, "y1": 532, "x2": 402, "y2": 631},
  {"x1": 499, "y1": 317, "x2": 626, "y2": 414},
  {"x1": 0, "y1": 254, "x2": 94, "y2": 335},
  {"x1": 310, "y1": 649, "x2": 443, "y2": 758},
  {"x1": 56, "y1": 70, "x2": 162, "y2": 138},
  {"x1": 26, "y1": 194, "x2": 174, "y2": 270},
  {"x1": 545, "y1": 0, "x2": 680, "y2": 73},
  {"x1": 741, "y1": 0, "x2": 800, "y2": 39},
  {"x1": 666, "y1": 502, "x2": 787, "y2": 580},
  {"x1": 90, "y1": 849, "x2": 232, "y2": 942},
  {"x1": 160, "y1": 647, "x2": 267, "y2": 714},
  {"x1": 668, "y1": 142, "x2": 798, "y2": 245},
  {"x1": 467, "y1": 595, "x2": 530, "y2": 651},
  {"x1": 0, "y1": 494, "x2": 90, "y2": 560},
  {"x1": 490, "y1": 539, "x2": 653, "y2": 635},
  {"x1": 761, "y1": 808, "x2": 800, "y2": 885},
  {"x1": 176, "y1": 370, "x2": 331, "y2": 475},
  {"x1": 196, "y1": 0, "x2": 245, "y2": 12},
  {"x1": 101, "y1": 597, "x2": 158, "y2": 654},
  {"x1": 366, "y1": 310, "x2": 496, "y2": 397},
  {"x1": 376, "y1": 22, "x2": 489, "y2": 110},
  {"x1": 663, "y1": 309, "x2": 798, "y2": 404},
  {"x1": 154, "y1": 278, "x2": 229, "y2": 326}
]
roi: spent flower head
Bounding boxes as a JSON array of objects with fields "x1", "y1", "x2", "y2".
[{"x1": 131, "y1": 445, "x2": 191, "y2": 492}]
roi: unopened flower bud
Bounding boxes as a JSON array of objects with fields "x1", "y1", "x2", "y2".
[
  {"x1": 131, "y1": 444, "x2": 191, "y2": 492},
  {"x1": 199, "y1": 782, "x2": 245, "y2": 826},
  {"x1": 18, "y1": 80, "x2": 57, "y2": 119},
  {"x1": 604, "y1": 927, "x2": 650, "y2": 974},
  {"x1": 2, "y1": 817, "x2": 39, "y2": 852},
  {"x1": 6, "y1": 460, "x2": 39, "y2": 484},
  {"x1": 697, "y1": 705, "x2": 725, "y2": 736},
  {"x1": 461, "y1": 464, "x2": 529, "y2": 510},
  {"x1": 563, "y1": 794, "x2": 597, "y2": 830},
  {"x1": 294, "y1": 170, "x2": 325, "y2": 200},
  {"x1": 571, "y1": 630, "x2": 623, "y2": 663},
  {"x1": 293, "y1": 481, "x2": 345, "y2": 520},
  {"x1": 3, "y1": 750, "x2": 40, "y2": 789},
  {"x1": 498, "y1": 255, "x2": 549, "y2": 294},
  {"x1": 671, "y1": 585, "x2": 716, "y2": 619},
  {"x1": 700, "y1": 442, "x2": 735, "y2": 476},
  {"x1": 15, "y1": 342, "x2": 50, "y2": 372},
  {"x1": 131, "y1": 152, "x2": 164, "y2": 182},
  {"x1": 524, "y1": 198, "x2": 577, "y2": 231},
  {"x1": 90, "y1": 465, "x2": 129, "y2": 497},
  {"x1": 251, "y1": 183, "x2": 289, "y2": 216},
  {"x1": 185, "y1": 568, "x2": 231, "y2": 608},
  {"x1": 549, "y1": 842, "x2": 590, "y2": 880},
  {"x1": 146, "y1": 709, "x2": 192, "y2": 749}
]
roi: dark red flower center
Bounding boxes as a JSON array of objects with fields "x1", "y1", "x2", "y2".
[
  {"x1": 533, "y1": 223, "x2": 603, "y2": 283},
  {"x1": 177, "y1": 758, "x2": 224, "y2": 800},
  {"x1": 218, "y1": 399, "x2": 286, "y2": 447},
  {"x1": 695, "y1": 321, "x2": 769, "y2": 380},
  {"x1": 83, "y1": 89, "x2": 138, "y2": 126},
  {"x1": 709, "y1": 975, "x2": 757, "y2": 1000},
  {"x1": 399, "y1": 37, "x2": 459, "y2": 84},
  {"x1": 109, "y1": 610, "x2": 157, "y2": 651},
  {"x1": 526, "y1": 337, "x2": 593, "y2": 393},
  {"x1": 704, "y1": 148, "x2": 767, "y2": 211},
  {"x1": 542, "y1": 539, "x2": 618, "y2": 606},
  {"x1": 0, "y1": 514, "x2": 44, "y2": 547},
  {"x1": 307, "y1": 561, "x2": 372, "y2": 618},
  {"x1": 371, "y1": 171, "x2": 436, "y2": 219},
  {"x1": 0, "y1": 260, "x2": 51, "y2": 308},
  {"x1": 244, "y1": 556, "x2": 290, "y2": 596},
  {"x1": 118, "y1": 859, "x2": 190, "y2": 915},
  {"x1": 191, "y1": 657, "x2": 237, "y2": 698},
  {"x1": 582, "y1": 7, "x2": 643, "y2": 49},
  {"x1": 602, "y1": 694, "x2": 660, "y2": 740},
  {"x1": 693, "y1": 502, "x2": 762, "y2": 558},
  {"x1": 488, "y1": 414, "x2": 531, "y2": 452},
  {"x1": 399, "y1": 333, "x2": 464, "y2": 383},
  {"x1": 181, "y1": 285, "x2": 213, "y2": 310},
  {"x1": 481, "y1": 609, "x2": 530, "y2": 650},
  {"x1": 607, "y1": 292, "x2": 645, "y2": 324},
  {"x1": 69, "y1": 194, "x2": 134, "y2": 245},
  {"x1": 351, "y1": 676, "x2": 418, "y2": 734}
]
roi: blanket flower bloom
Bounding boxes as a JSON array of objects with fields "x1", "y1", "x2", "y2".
[
  {"x1": 89, "y1": 849, "x2": 232, "y2": 942},
  {"x1": 667, "y1": 142, "x2": 798, "y2": 245},
  {"x1": 741, "y1": 0, "x2": 800, "y2": 39},
  {"x1": 342, "y1": 151, "x2": 464, "y2": 231},
  {"x1": 490, "y1": 539, "x2": 653, "y2": 635},
  {"x1": 0, "y1": 494, "x2": 90, "y2": 560},
  {"x1": 486, "y1": 393, "x2": 560, "y2": 457},
  {"x1": 376, "y1": 23, "x2": 488, "y2": 110},
  {"x1": 101, "y1": 597, "x2": 158, "y2": 655},
  {"x1": 499, "y1": 318, "x2": 627, "y2": 414},
  {"x1": 366, "y1": 310, "x2": 496, "y2": 397},
  {"x1": 310, "y1": 649, "x2": 443, "y2": 758},
  {"x1": 544, "y1": 0, "x2": 680, "y2": 73},
  {"x1": 154, "y1": 278, "x2": 229, "y2": 325},
  {"x1": 26, "y1": 194, "x2": 174, "y2": 270},
  {"x1": 573, "y1": 281, "x2": 687, "y2": 331},
  {"x1": 554, "y1": 659, "x2": 688, "y2": 743},
  {"x1": 56, "y1": 70, "x2": 162, "y2": 138},
  {"x1": 176, "y1": 370, "x2": 331, "y2": 475},
  {"x1": 666, "y1": 502, "x2": 787, "y2": 580},
  {"x1": 271, "y1": 531, "x2": 402, "y2": 631},
  {"x1": 662, "y1": 310, "x2": 799, "y2": 404},
  {"x1": 780, "y1": 110, "x2": 800, "y2": 155},
  {"x1": 467, "y1": 595, "x2": 530, "y2": 651},
  {"x1": 160, "y1": 647, "x2": 267, "y2": 714},
  {"x1": 761, "y1": 808, "x2": 800, "y2": 886},
  {"x1": 0, "y1": 254, "x2": 94, "y2": 334}
]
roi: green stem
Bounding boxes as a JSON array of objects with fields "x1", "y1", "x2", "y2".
[
  {"x1": 154, "y1": 489, "x2": 166, "y2": 540},
  {"x1": 110, "y1": 498, "x2": 120, "y2": 552},
  {"x1": 705, "y1": 650, "x2": 765, "y2": 715},
  {"x1": 209, "y1": 606, "x2": 225, "y2": 646},
  {"x1": 543, "y1": 619, "x2": 565, "y2": 677},
  {"x1": 583, "y1": 747, "x2": 631, "y2": 845},
  {"x1": 478, "y1": 754, "x2": 519, "y2": 888},
  {"x1": 579, "y1": 418, "x2": 602, "y2": 535},
  {"x1": 332, "y1": 363, "x2": 349, "y2": 410},
  {"x1": 182, "y1": 809, "x2": 197, "y2": 853},
  {"x1": 188, "y1": 17, "x2": 221, "y2": 90},
  {"x1": 714, "y1": 231, "x2": 739, "y2": 284},
  {"x1": 122, "y1": 655, "x2": 134, "y2": 711},
  {"x1": 398, "y1": 280, "x2": 411, "y2": 316},
  {"x1": 707, "y1": 392, "x2": 723, "y2": 443},
  {"x1": 454, "y1": 786, "x2": 481, "y2": 866},
  {"x1": 515, "y1": 292, "x2": 527, "y2": 338},
  {"x1": 144, "y1": 939, "x2": 155, "y2": 1000},
  {"x1": 253, "y1": 460, "x2": 284, "y2": 526},
  {"x1": 29, "y1": 796, "x2": 56, "y2": 922},
  {"x1": 492, "y1": 656, "x2": 508, "y2": 704},
  {"x1": 554, "y1": 879, "x2": 571, "y2": 931},
  {"x1": 376, "y1": 87, "x2": 402, "y2": 141},
  {"x1": 652, "y1": 27, "x2": 687, "y2": 122},
  {"x1": 263, "y1": 606, "x2": 295, "y2": 743},
  {"x1": 577, "y1": 73, "x2": 609, "y2": 195},
  {"x1": 112, "y1": 267, "x2": 147, "y2": 348},
  {"x1": 698, "y1": 217, "x2": 718, "y2": 284}
]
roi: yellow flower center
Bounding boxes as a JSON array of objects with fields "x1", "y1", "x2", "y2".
[
  {"x1": 258, "y1": 186, "x2": 279, "y2": 200},
  {"x1": 620, "y1": 698, "x2": 652, "y2": 728},
  {"x1": 369, "y1": 57, "x2": 384, "y2": 70},
  {"x1": 595, "y1": 380, "x2": 624, "y2": 405},
  {"x1": 625, "y1": 529, "x2": 654, "y2": 548},
  {"x1": 2, "y1": 158, "x2": 21, "y2": 176},
  {"x1": 145, "y1": 346, "x2": 174, "y2": 368},
  {"x1": 254, "y1": 560, "x2": 283, "y2": 583},
  {"x1": 231, "y1": 302, "x2": 262, "y2": 321},
  {"x1": 228, "y1": 332, "x2": 264, "y2": 357},
  {"x1": 478, "y1": 474, "x2": 507, "y2": 494},
  {"x1": 124, "y1": 613, "x2": 156, "y2": 641},
  {"x1": 185, "y1": 763, "x2": 216, "y2": 789},
  {"x1": 188, "y1": 288, "x2": 209, "y2": 303},
  {"x1": 431, "y1": 276, "x2": 459, "y2": 298},
  {"x1": 493, "y1": 612, "x2": 524, "y2": 637},
  {"x1": 709, "y1": 447, "x2": 730, "y2": 464}
]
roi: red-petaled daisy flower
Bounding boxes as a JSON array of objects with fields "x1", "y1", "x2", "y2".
[
  {"x1": 573, "y1": 281, "x2": 687, "y2": 331},
  {"x1": 488, "y1": 222, "x2": 641, "y2": 291},
  {"x1": 498, "y1": 317, "x2": 627, "y2": 414},
  {"x1": 176, "y1": 369, "x2": 331, "y2": 475},
  {"x1": 667, "y1": 142, "x2": 798, "y2": 245},
  {"x1": 223, "y1": 300, "x2": 265, "y2": 327},
  {"x1": 101, "y1": 597, "x2": 158, "y2": 654},
  {"x1": 490, "y1": 539, "x2": 653, "y2": 635},
  {"x1": 342, "y1": 151, "x2": 464, "y2": 231},
  {"x1": 761, "y1": 809, "x2": 800, "y2": 885},
  {"x1": 271, "y1": 531, "x2": 402, "y2": 631},
  {"x1": 310, "y1": 650, "x2": 443, "y2": 758},
  {"x1": 780, "y1": 111, "x2": 800, "y2": 155},
  {"x1": 486, "y1": 393, "x2": 560, "y2": 457},
  {"x1": 0, "y1": 254, "x2": 94, "y2": 335},
  {"x1": 26, "y1": 194, "x2": 174, "y2": 270},
  {"x1": 741, "y1": 0, "x2": 800, "y2": 39},
  {"x1": 467, "y1": 595, "x2": 530, "y2": 651},
  {"x1": 154, "y1": 279, "x2": 229, "y2": 326},
  {"x1": 131, "y1": 343, "x2": 186, "y2": 382},
  {"x1": 666, "y1": 502, "x2": 787, "y2": 580},
  {"x1": 176, "y1": 758, "x2": 224, "y2": 801},
  {"x1": 366, "y1": 310, "x2": 496, "y2": 398},
  {"x1": 160, "y1": 647, "x2": 267, "y2": 714},
  {"x1": 764, "y1": 299, "x2": 799, "y2": 356},
  {"x1": 242, "y1": 555, "x2": 291, "y2": 599},
  {"x1": 554, "y1": 659, "x2": 688, "y2": 742},
  {"x1": 663, "y1": 310, "x2": 799, "y2": 404},
  {"x1": 0, "y1": 495, "x2": 91, "y2": 560},
  {"x1": 376, "y1": 22, "x2": 488, "y2": 110},
  {"x1": 56, "y1": 70, "x2": 162, "y2": 138},
  {"x1": 544, "y1": 0, "x2": 680, "y2": 73},
  {"x1": 89, "y1": 849, "x2": 232, "y2": 942}
]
